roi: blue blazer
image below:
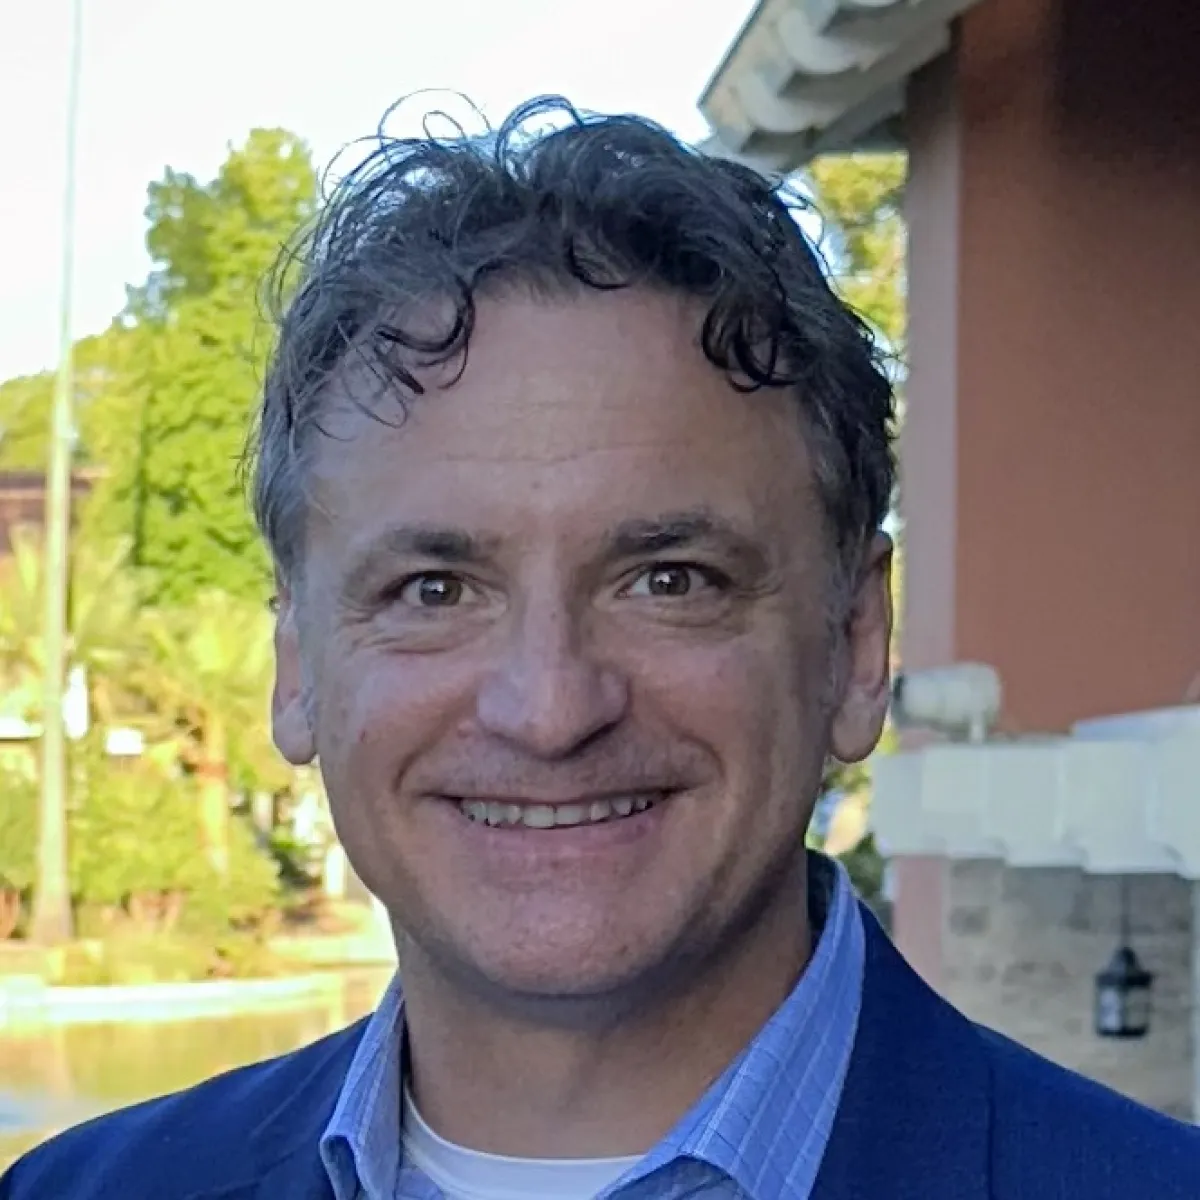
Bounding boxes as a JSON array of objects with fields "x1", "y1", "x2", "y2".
[{"x1": 5, "y1": 906, "x2": 1200, "y2": 1199}]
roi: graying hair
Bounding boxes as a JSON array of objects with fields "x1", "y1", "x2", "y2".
[{"x1": 248, "y1": 97, "x2": 896, "y2": 592}]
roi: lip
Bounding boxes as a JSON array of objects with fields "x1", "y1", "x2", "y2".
[
  {"x1": 443, "y1": 790, "x2": 667, "y2": 808},
  {"x1": 433, "y1": 789, "x2": 675, "y2": 862}
]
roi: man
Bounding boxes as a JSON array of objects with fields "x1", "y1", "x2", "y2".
[{"x1": 5, "y1": 97, "x2": 1198, "y2": 1200}]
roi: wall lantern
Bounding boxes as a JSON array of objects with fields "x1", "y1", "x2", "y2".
[{"x1": 1094, "y1": 876, "x2": 1154, "y2": 1040}]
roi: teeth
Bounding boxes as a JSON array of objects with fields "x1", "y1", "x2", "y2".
[
  {"x1": 522, "y1": 805, "x2": 557, "y2": 829},
  {"x1": 459, "y1": 794, "x2": 658, "y2": 828}
]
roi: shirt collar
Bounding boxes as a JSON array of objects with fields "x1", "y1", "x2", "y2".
[
  {"x1": 641, "y1": 853, "x2": 865, "y2": 1200},
  {"x1": 321, "y1": 853, "x2": 865, "y2": 1200},
  {"x1": 320, "y1": 969, "x2": 405, "y2": 1200}
]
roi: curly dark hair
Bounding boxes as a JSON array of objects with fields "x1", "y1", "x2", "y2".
[{"x1": 251, "y1": 96, "x2": 896, "y2": 589}]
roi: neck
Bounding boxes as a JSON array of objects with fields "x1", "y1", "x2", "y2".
[{"x1": 398, "y1": 861, "x2": 813, "y2": 1159}]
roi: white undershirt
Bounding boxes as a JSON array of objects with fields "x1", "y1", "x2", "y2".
[{"x1": 401, "y1": 1086, "x2": 642, "y2": 1200}]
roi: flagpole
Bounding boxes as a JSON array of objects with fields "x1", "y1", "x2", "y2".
[{"x1": 31, "y1": 0, "x2": 84, "y2": 945}]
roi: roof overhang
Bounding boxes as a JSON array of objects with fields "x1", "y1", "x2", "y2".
[{"x1": 699, "y1": 0, "x2": 985, "y2": 173}]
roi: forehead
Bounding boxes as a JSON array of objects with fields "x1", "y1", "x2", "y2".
[{"x1": 306, "y1": 289, "x2": 820, "y2": 563}]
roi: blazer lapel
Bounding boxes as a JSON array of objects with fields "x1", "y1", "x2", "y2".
[
  {"x1": 175, "y1": 1019, "x2": 368, "y2": 1200},
  {"x1": 182, "y1": 915, "x2": 995, "y2": 1200},
  {"x1": 812, "y1": 907, "x2": 993, "y2": 1200},
  {"x1": 250, "y1": 1148, "x2": 337, "y2": 1200},
  {"x1": 176, "y1": 1154, "x2": 333, "y2": 1200},
  {"x1": 174, "y1": 1157, "x2": 332, "y2": 1200}
]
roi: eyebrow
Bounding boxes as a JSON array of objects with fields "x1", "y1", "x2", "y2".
[
  {"x1": 341, "y1": 524, "x2": 499, "y2": 598},
  {"x1": 340, "y1": 509, "x2": 772, "y2": 598},
  {"x1": 608, "y1": 510, "x2": 771, "y2": 575}
]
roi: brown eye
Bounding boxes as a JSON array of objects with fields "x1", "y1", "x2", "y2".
[
  {"x1": 646, "y1": 566, "x2": 692, "y2": 596},
  {"x1": 627, "y1": 565, "x2": 713, "y2": 598},
  {"x1": 399, "y1": 574, "x2": 466, "y2": 608}
]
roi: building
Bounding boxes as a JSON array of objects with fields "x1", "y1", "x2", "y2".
[
  {"x1": 0, "y1": 472, "x2": 95, "y2": 558},
  {"x1": 701, "y1": 0, "x2": 1200, "y2": 1117}
]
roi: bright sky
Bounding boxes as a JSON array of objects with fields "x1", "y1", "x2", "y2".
[{"x1": 0, "y1": 0, "x2": 754, "y2": 383}]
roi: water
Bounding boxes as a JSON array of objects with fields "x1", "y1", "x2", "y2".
[{"x1": 0, "y1": 968, "x2": 391, "y2": 1170}]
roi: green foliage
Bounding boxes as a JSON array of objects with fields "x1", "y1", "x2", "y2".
[
  {"x1": 806, "y1": 154, "x2": 907, "y2": 355},
  {"x1": 82, "y1": 129, "x2": 320, "y2": 606},
  {"x1": 132, "y1": 130, "x2": 316, "y2": 320},
  {"x1": 0, "y1": 532, "x2": 283, "y2": 795},
  {"x1": 60, "y1": 930, "x2": 217, "y2": 985},
  {"x1": 0, "y1": 330, "x2": 138, "y2": 471},
  {"x1": 0, "y1": 760, "x2": 37, "y2": 892},
  {"x1": 56, "y1": 928, "x2": 290, "y2": 985},
  {"x1": 837, "y1": 832, "x2": 887, "y2": 906},
  {"x1": 266, "y1": 826, "x2": 323, "y2": 888},
  {"x1": 0, "y1": 372, "x2": 53, "y2": 469},
  {"x1": 181, "y1": 817, "x2": 282, "y2": 935},
  {"x1": 2, "y1": 130, "x2": 317, "y2": 599},
  {"x1": 63, "y1": 743, "x2": 279, "y2": 934},
  {"x1": 136, "y1": 590, "x2": 284, "y2": 792},
  {"x1": 67, "y1": 751, "x2": 207, "y2": 907},
  {"x1": 0, "y1": 526, "x2": 155, "y2": 731}
]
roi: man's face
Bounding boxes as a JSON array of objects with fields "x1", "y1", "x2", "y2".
[{"x1": 273, "y1": 288, "x2": 891, "y2": 1003}]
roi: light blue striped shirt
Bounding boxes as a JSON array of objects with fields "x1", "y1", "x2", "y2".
[{"x1": 320, "y1": 853, "x2": 865, "y2": 1200}]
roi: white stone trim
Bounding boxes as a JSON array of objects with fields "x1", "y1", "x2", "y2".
[{"x1": 873, "y1": 718, "x2": 1200, "y2": 877}]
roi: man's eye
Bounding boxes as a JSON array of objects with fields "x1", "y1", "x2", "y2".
[
  {"x1": 625, "y1": 564, "x2": 723, "y2": 598},
  {"x1": 395, "y1": 574, "x2": 467, "y2": 608}
]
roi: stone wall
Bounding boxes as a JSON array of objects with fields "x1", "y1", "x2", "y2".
[{"x1": 941, "y1": 860, "x2": 1195, "y2": 1120}]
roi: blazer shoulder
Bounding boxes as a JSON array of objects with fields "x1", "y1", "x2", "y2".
[
  {"x1": 1, "y1": 1018, "x2": 367, "y2": 1200},
  {"x1": 979, "y1": 1026, "x2": 1200, "y2": 1197}
]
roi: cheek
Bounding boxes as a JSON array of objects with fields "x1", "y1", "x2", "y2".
[
  {"x1": 671, "y1": 637, "x2": 831, "y2": 852},
  {"x1": 314, "y1": 647, "x2": 474, "y2": 787},
  {"x1": 635, "y1": 630, "x2": 827, "y2": 768}
]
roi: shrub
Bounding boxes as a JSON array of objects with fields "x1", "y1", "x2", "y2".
[
  {"x1": 68, "y1": 747, "x2": 208, "y2": 923},
  {"x1": 55, "y1": 928, "x2": 292, "y2": 984},
  {"x1": 837, "y1": 832, "x2": 887, "y2": 907},
  {"x1": 0, "y1": 761, "x2": 37, "y2": 886},
  {"x1": 68, "y1": 740, "x2": 281, "y2": 935},
  {"x1": 0, "y1": 760, "x2": 37, "y2": 936},
  {"x1": 181, "y1": 817, "x2": 282, "y2": 935},
  {"x1": 266, "y1": 826, "x2": 322, "y2": 889}
]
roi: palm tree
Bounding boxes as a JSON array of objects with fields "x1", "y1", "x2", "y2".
[
  {"x1": 0, "y1": 526, "x2": 156, "y2": 732},
  {"x1": 0, "y1": 525, "x2": 151, "y2": 940},
  {"x1": 136, "y1": 591, "x2": 281, "y2": 875}
]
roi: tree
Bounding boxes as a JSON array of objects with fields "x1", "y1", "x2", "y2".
[
  {"x1": 0, "y1": 526, "x2": 151, "y2": 727},
  {"x1": 806, "y1": 154, "x2": 906, "y2": 355},
  {"x1": 85, "y1": 129, "x2": 318, "y2": 605},
  {"x1": 0, "y1": 372, "x2": 53, "y2": 470},
  {"x1": 0, "y1": 528, "x2": 154, "y2": 941},
  {"x1": 0, "y1": 762, "x2": 37, "y2": 937},
  {"x1": 0, "y1": 331, "x2": 130, "y2": 471},
  {"x1": 135, "y1": 591, "x2": 283, "y2": 876}
]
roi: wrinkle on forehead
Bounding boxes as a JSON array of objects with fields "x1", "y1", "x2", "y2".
[
  {"x1": 312, "y1": 287, "x2": 782, "y2": 433},
  {"x1": 302, "y1": 288, "x2": 820, "y2": 558}
]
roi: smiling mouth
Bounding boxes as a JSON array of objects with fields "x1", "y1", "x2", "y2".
[{"x1": 456, "y1": 793, "x2": 665, "y2": 829}]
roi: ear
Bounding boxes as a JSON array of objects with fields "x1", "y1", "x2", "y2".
[
  {"x1": 829, "y1": 534, "x2": 894, "y2": 765},
  {"x1": 272, "y1": 586, "x2": 317, "y2": 766}
]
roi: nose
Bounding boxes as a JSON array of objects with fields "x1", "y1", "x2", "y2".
[{"x1": 475, "y1": 602, "x2": 630, "y2": 760}]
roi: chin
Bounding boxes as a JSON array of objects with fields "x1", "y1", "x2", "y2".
[{"x1": 430, "y1": 918, "x2": 686, "y2": 1014}]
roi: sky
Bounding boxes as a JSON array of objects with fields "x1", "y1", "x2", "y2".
[{"x1": 0, "y1": 0, "x2": 755, "y2": 383}]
